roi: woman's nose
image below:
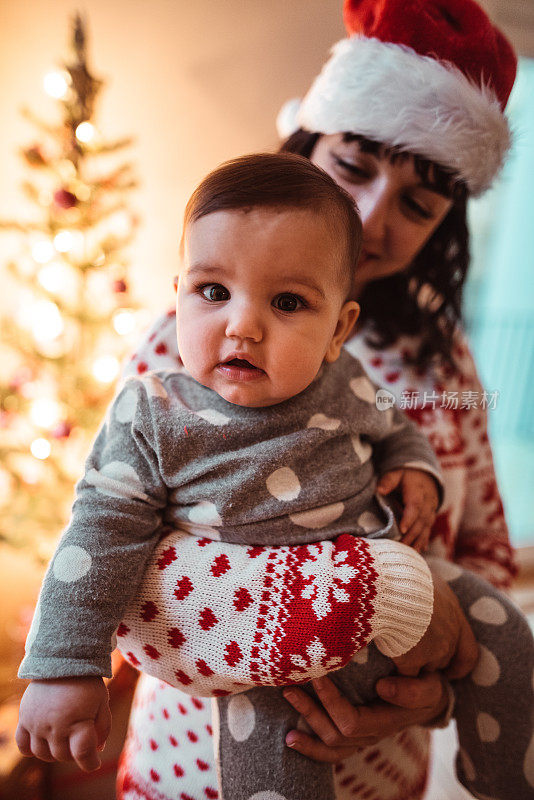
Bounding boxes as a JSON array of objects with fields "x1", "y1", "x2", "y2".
[
  {"x1": 358, "y1": 180, "x2": 390, "y2": 247},
  {"x1": 225, "y1": 303, "x2": 263, "y2": 342}
]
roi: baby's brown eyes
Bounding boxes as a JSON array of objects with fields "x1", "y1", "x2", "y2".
[
  {"x1": 197, "y1": 285, "x2": 306, "y2": 312},
  {"x1": 200, "y1": 284, "x2": 230, "y2": 302},
  {"x1": 272, "y1": 293, "x2": 305, "y2": 312}
]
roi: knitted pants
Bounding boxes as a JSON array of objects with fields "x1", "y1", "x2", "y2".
[{"x1": 215, "y1": 558, "x2": 534, "y2": 800}]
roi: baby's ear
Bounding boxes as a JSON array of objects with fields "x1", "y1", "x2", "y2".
[{"x1": 325, "y1": 301, "x2": 360, "y2": 363}]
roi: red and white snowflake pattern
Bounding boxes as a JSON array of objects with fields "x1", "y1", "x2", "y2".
[{"x1": 117, "y1": 532, "x2": 378, "y2": 695}]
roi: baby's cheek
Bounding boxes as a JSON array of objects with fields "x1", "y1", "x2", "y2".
[
  {"x1": 280, "y1": 350, "x2": 324, "y2": 395},
  {"x1": 177, "y1": 327, "x2": 206, "y2": 376}
]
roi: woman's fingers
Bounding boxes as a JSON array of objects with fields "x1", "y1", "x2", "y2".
[
  {"x1": 285, "y1": 731, "x2": 360, "y2": 763},
  {"x1": 310, "y1": 677, "x2": 366, "y2": 739},
  {"x1": 283, "y1": 673, "x2": 449, "y2": 763},
  {"x1": 286, "y1": 674, "x2": 446, "y2": 742},
  {"x1": 336, "y1": 689, "x2": 447, "y2": 740},
  {"x1": 283, "y1": 685, "x2": 342, "y2": 746},
  {"x1": 376, "y1": 672, "x2": 446, "y2": 712}
]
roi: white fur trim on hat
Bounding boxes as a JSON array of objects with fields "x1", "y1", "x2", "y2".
[
  {"x1": 276, "y1": 97, "x2": 302, "y2": 139},
  {"x1": 296, "y1": 36, "x2": 512, "y2": 195}
]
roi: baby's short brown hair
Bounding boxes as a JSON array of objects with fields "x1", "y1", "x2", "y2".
[{"x1": 181, "y1": 152, "x2": 362, "y2": 294}]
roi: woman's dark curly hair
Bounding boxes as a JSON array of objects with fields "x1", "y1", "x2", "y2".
[{"x1": 280, "y1": 130, "x2": 469, "y2": 371}]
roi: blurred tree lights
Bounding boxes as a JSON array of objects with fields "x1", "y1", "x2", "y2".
[{"x1": 0, "y1": 13, "x2": 143, "y2": 558}]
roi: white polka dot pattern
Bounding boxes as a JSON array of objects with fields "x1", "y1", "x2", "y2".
[
  {"x1": 469, "y1": 596, "x2": 507, "y2": 625},
  {"x1": 144, "y1": 374, "x2": 168, "y2": 399},
  {"x1": 425, "y1": 558, "x2": 463, "y2": 583},
  {"x1": 227, "y1": 695, "x2": 256, "y2": 741},
  {"x1": 196, "y1": 408, "x2": 231, "y2": 426},
  {"x1": 306, "y1": 413, "x2": 340, "y2": 431},
  {"x1": 179, "y1": 520, "x2": 222, "y2": 540},
  {"x1": 357, "y1": 511, "x2": 382, "y2": 533},
  {"x1": 349, "y1": 376, "x2": 376, "y2": 404},
  {"x1": 476, "y1": 712, "x2": 500, "y2": 742},
  {"x1": 188, "y1": 501, "x2": 222, "y2": 526},
  {"x1": 290, "y1": 502, "x2": 344, "y2": 529},
  {"x1": 351, "y1": 434, "x2": 372, "y2": 464},
  {"x1": 86, "y1": 461, "x2": 149, "y2": 501},
  {"x1": 265, "y1": 467, "x2": 301, "y2": 502},
  {"x1": 247, "y1": 793, "x2": 288, "y2": 800},
  {"x1": 471, "y1": 645, "x2": 500, "y2": 687},
  {"x1": 53, "y1": 545, "x2": 92, "y2": 583},
  {"x1": 114, "y1": 388, "x2": 138, "y2": 423}
]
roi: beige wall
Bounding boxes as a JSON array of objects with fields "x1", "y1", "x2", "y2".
[{"x1": 0, "y1": 0, "x2": 531, "y2": 317}]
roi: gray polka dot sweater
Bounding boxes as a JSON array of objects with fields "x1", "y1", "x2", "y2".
[{"x1": 19, "y1": 348, "x2": 442, "y2": 680}]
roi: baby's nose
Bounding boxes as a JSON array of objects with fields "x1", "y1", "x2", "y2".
[{"x1": 225, "y1": 304, "x2": 263, "y2": 342}]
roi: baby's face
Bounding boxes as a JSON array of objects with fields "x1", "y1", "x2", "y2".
[{"x1": 176, "y1": 207, "x2": 359, "y2": 407}]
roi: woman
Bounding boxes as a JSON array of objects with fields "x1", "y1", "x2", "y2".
[{"x1": 117, "y1": 1, "x2": 521, "y2": 798}]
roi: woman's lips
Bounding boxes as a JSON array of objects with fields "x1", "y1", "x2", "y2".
[{"x1": 217, "y1": 358, "x2": 266, "y2": 382}]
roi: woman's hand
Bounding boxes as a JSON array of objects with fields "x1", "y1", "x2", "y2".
[
  {"x1": 393, "y1": 573, "x2": 479, "y2": 679},
  {"x1": 283, "y1": 671, "x2": 449, "y2": 761},
  {"x1": 282, "y1": 573, "x2": 479, "y2": 762}
]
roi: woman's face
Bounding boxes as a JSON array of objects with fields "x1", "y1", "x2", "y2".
[{"x1": 311, "y1": 134, "x2": 453, "y2": 295}]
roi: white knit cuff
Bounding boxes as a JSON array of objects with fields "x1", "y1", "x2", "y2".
[{"x1": 369, "y1": 540, "x2": 434, "y2": 658}]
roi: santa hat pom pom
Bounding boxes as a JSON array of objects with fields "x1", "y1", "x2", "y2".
[{"x1": 276, "y1": 97, "x2": 302, "y2": 139}]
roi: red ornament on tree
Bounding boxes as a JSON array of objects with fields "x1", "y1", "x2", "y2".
[
  {"x1": 52, "y1": 421, "x2": 72, "y2": 439},
  {"x1": 113, "y1": 278, "x2": 128, "y2": 293},
  {"x1": 54, "y1": 188, "x2": 78, "y2": 209}
]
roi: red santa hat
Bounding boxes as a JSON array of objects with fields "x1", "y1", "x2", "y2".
[{"x1": 277, "y1": 0, "x2": 517, "y2": 196}]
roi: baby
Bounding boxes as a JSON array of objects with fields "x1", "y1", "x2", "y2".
[{"x1": 17, "y1": 154, "x2": 534, "y2": 800}]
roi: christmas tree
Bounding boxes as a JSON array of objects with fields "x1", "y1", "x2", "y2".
[{"x1": 0, "y1": 13, "x2": 142, "y2": 560}]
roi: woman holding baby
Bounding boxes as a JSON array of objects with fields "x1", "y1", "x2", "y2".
[{"x1": 111, "y1": 1, "x2": 527, "y2": 798}]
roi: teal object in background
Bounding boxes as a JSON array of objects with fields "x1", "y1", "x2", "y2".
[{"x1": 465, "y1": 58, "x2": 534, "y2": 547}]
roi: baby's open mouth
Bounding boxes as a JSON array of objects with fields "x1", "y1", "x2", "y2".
[
  {"x1": 226, "y1": 358, "x2": 256, "y2": 369},
  {"x1": 219, "y1": 357, "x2": 265, "y2": 378}
]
